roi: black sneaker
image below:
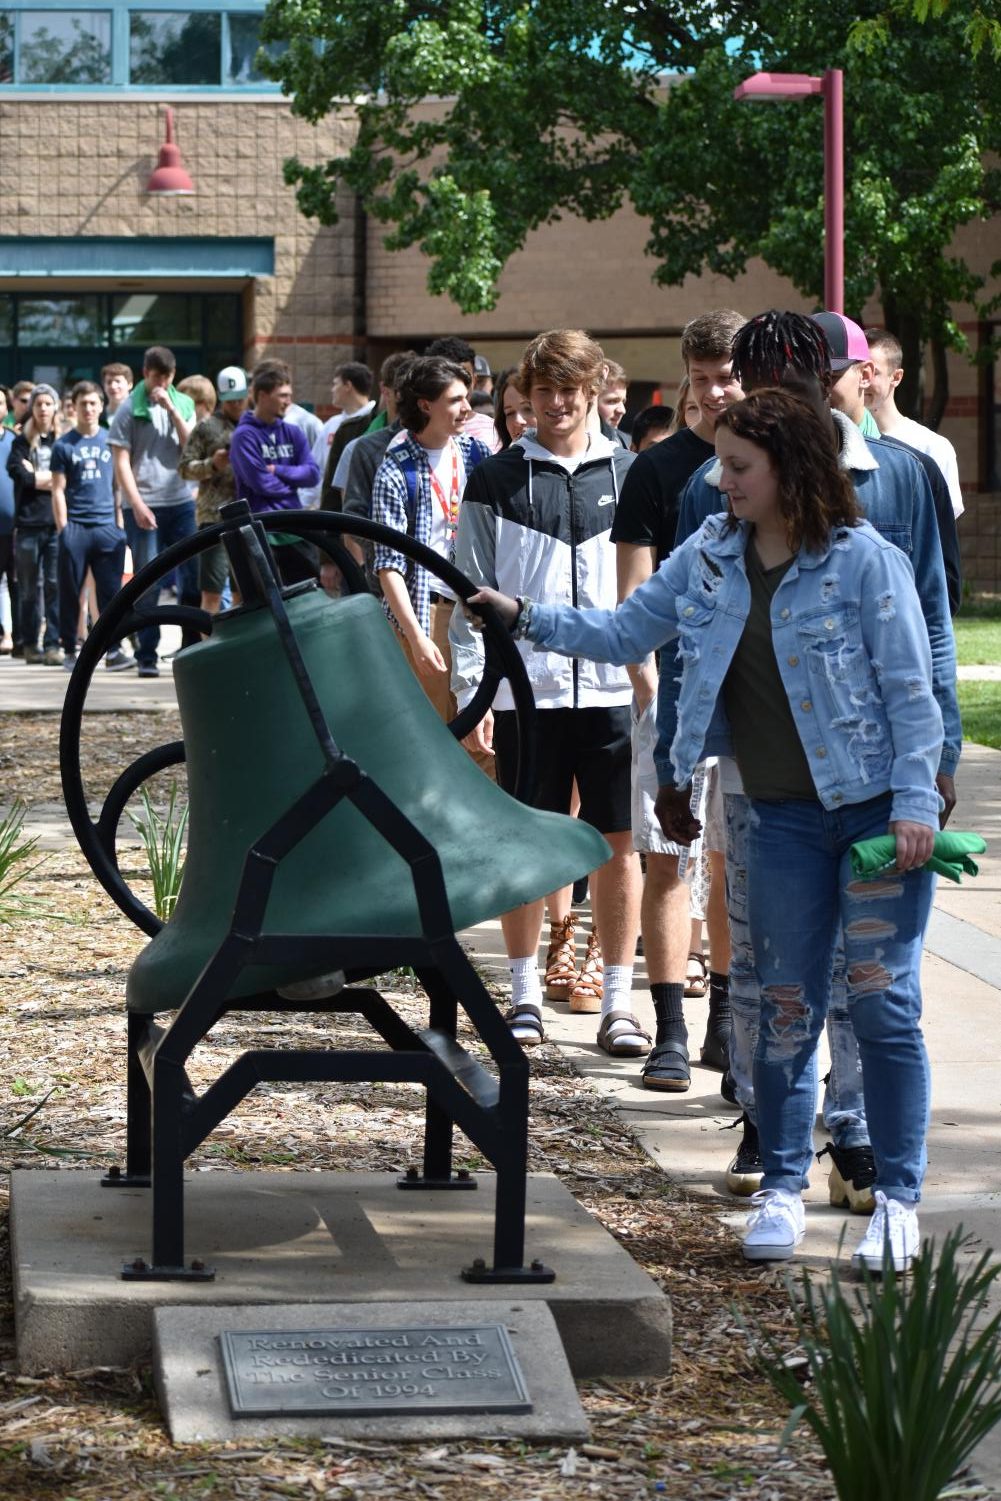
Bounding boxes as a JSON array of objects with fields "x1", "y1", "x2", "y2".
[
  {"x1": 720, "y1": 1068, "x2": 737, "y2": 1106},
  {"x1": 105, "y1": 647, "x2": 136, "y2": 672},
  {"x1": 817, "y1": 1141, "x2": 876, "y2": 1215},
  {"x1": 724, "y1": 1113, "x2": 764, "y2": 1197}
]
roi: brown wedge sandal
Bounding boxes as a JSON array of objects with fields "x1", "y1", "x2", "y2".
[
  {"x1": 684, "y1": 950, "x2": 708, "y2": 999},
  {"x1": 544, "y1": 915, "x2": 577, "y2": 1002},
  {"x1": 569, "y1": 929, "x2": 603, "y2": 1013}
]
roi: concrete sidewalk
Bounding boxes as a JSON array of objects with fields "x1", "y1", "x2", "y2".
[
  {"x1": 3, "y1": 651, "x2": 1001, "y2": 1481},
  {"x1": 0, "y1": 629, "x2": 181, "y2": 713}
]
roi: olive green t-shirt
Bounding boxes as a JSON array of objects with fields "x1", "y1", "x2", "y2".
[{"x1": 723, "y1": 542, "x2": 818, "y2": 801}]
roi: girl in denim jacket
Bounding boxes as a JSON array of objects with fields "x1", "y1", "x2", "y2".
[{"x1": 469, "y1": 388, "x2": 943, "y2": 1272}]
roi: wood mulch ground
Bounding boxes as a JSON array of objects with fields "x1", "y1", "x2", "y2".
[{"x1": 0, "y1": 713, "x2": 836, "y2": 1499}]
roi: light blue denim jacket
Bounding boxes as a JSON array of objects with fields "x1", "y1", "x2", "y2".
[
  {"x1": 525, "y1": 515, "x2": 945, "y2": 829},
  {"x1": 672, "y1": 411, "x2": 961, "y2": 776}
]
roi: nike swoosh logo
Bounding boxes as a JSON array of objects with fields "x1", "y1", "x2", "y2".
[{"x1": 598, "y1": 496, "x2": 615, "y2": 506}]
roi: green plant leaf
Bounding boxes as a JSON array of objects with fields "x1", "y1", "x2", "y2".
[
  {"x1": 749, "y1": 1227, "x2": 1001, "y2": 1501},
  {"x1": 128, "y1": 783, "x2": 189, "y2": 921}
]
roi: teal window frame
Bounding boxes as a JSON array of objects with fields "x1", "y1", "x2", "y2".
[{"x1": 0, "y1": 0, "x2": 282, "y2": 92}]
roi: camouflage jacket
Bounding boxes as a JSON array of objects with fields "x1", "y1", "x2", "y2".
[{"x1": 178, "y1": 412, "x2": 238, "y2": 525}]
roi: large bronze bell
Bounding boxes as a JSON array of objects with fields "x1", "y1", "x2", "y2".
[
  {"x1": 128, "y1": 582, "x2": 607, "y2": 1013},
  {"x1": 60, "y1": 508, "x2": 610, "y2": 1284}
]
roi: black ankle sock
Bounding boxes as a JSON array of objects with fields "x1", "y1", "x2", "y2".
[
  {"x1": 650, "y1": 982, "x2": 686, "y2": 1046},
  {"x1": 708, "y1": 971, "x2": 731, "y2": 1021}
]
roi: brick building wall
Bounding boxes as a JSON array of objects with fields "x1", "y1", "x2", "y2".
[
  {"x1": 365, "y1": 188, "x2": 999, "y2": 594},
  {"x1": 0, "y1": 97, "x2": 360, "y2": 412},
  {"x1": 1, "y1": 92, "x2": 998, "y2": 590},
  {"x1": 957, "y1": 494, "x2": 1001, "y2": 596}
]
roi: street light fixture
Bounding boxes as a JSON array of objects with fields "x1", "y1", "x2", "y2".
[
  {"x1": 146, "y1": 106, "x2": 195, "y2": 196},
  {"x1": 733, "y1": 69, "x2": 844, "y2": 314}
]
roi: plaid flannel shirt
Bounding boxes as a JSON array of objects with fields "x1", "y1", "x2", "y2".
[{"x1": 371, "y1": 431, "x2": 489, "y2": 635}]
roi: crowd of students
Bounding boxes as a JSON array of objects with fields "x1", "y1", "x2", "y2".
[
  {"x1": 323, "y1": 315, "x2": 959, "y2": 1276},
  {"x1": 1, "y1": 312, "x2": 962, "y2": 1273}
]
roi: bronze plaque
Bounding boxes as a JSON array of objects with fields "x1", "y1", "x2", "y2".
[{"x1": 219, "y1": 1324, "x2": 532, "y2": 1417}]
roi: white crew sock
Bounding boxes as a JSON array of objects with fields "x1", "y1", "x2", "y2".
[
  {"x1": 600, "y1": 964, "x2": 646, "y2": 1048},
  {"x1": 510, "y1": 955, "x2": 542, "y2": 1008},
  {"x1": 508, "y1": 955, "x2": 543, "y2": 1040}
]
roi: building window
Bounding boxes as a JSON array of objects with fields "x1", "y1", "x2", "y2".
[
  {"x1": 112, "y1": 292, "x2": 202, "y2": 347},
  {"x1": 18, "y1": 296, "x2": 107, "y2": 348},
  {"x1": 0, "y1": 14, "x2": 13, "y2": 81},
  {"x1": 129, "y1": 10, "x2": 221, "y2": 86},
  {"x1": 0, "y1": 2, "x2": 279, "y2": 89},
  {"x1": 226, "y1": 11, "x2": 282, "y2": 85},
  {"x1": 0, "y1": 289, "x2": 243, "y2": 389},
  {"x1": 16, "y1": 11, "x2": 112, "y2": 83}
]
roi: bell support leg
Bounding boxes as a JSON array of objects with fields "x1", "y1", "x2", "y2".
[{"x1": 102, "y1": 1011, "x2": 153, "y2": 1188}]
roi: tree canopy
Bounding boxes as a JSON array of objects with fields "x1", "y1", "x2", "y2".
[{"x1": 261, "y1": 0, "x2": 1001, "y2": 418}]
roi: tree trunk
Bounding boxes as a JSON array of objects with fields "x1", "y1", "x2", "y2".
[
  {"x1": 879, "y1": 297, "x2": 951, "y2": 428},
  {"x1": 925, "y1": 337, "x2": 949, "y2": 432},
  {"x1": 882, "y1": 296, "x2": 925, "y2": 420}
]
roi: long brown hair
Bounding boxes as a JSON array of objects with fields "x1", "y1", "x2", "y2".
[{"x1": 716, "y1": 388, "x2": 859, "y2": 553}]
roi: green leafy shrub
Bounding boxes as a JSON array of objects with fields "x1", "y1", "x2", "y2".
[
  {"x1": 757, "y1": 1229, "x2": 1001, "y2": 1500},
  {"x1": 128, "y1": 782, "x2": 188, "y2": 921},
  {"x1": 0, "y1": 800, "x2": 45, "y2": 924}
]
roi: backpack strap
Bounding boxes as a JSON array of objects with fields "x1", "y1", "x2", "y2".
[
  {"x1": 385, "y1": 446, "x2": 421, "y2": 535},
  {"x1": 388, "y1": 436, "x2": 488, "y2": 536}
]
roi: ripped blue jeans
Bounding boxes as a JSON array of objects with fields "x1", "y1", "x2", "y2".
[
  {"x1": 724, "y1": 792, "x2": 869, "y2": 1149},
  {"x1": 745, "y1": 792, "x2": 934, "y2": 1204}
]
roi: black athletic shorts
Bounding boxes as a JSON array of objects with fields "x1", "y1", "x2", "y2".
[
  {"x1": 271, "y1": 537, "x2": 320, "y2": 586},
  {"x1": 493, "y1": 705, "x2": 632, "y2": 835}
]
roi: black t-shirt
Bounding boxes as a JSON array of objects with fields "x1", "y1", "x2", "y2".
[{"x1": 610, "y1": 426, "x2": 714, "y2": 566}]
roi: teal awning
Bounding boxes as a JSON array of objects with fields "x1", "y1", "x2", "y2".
[{"x1": 0, "y1": 238, "x2": 274, "y2": 278}]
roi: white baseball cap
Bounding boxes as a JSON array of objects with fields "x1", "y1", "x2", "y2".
[{"x1": 217, "y1": 365, "x2": 249, "y2": 401}]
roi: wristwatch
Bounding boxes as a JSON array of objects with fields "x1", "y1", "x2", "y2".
[{"x1": 511, "y1": 596, "x2": 534, "y2": 640}]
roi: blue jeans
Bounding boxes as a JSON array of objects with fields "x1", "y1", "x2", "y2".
[
  {"x1": 123, "y1": 502, "x2": 198, "y2": 667},
  {"x1": 58, "y1": 521, "x2": 126, "y2": 654},
  {"x1": 746, "y1": 794, "x2": 934, "y2": 1204},
  {"x1": 723, "y1": 792, "x2": 868, "y2": 1149},
  {"x1": 0, "y1": 533, "x2": 20, "y2": 646},
  {"x1": 15, "y1": 526, "x2": 59, "y2": 651}
]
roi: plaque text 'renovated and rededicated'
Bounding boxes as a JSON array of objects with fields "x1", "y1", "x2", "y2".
[{"x1": 220, "y1": 1325, "x2": 533, "y2": 1418}]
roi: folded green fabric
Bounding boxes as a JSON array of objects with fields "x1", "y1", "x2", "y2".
[
  {"x1": 850, "y1": 831, "x2": 987, "y2": 884},
  {"x1": 131, "y1": 379, "x2": 196, "y2": 424}
]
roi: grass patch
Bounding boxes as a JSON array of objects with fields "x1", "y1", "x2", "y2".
[
  {"x1": 954, "y1": 616, "x2": 1001, "y2": 666},
  {"x1": 957, "y1": 680, "x2": 1001, "y2": 749},
  {"x1": 961, "y1": 592, "x2": 1001, "y2": 618}
]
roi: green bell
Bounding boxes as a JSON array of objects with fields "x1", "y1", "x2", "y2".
[{"x1": 127, "y1": 588, "x2": 610, "y2": 1014}]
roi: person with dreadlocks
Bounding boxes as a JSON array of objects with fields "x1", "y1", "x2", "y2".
[
  {"x1": 663, "y1": 309, "x2": 959, "y2": 1223},
  {"x1": 466, "y1": 386, "x2": 944, "y2": 1271}
]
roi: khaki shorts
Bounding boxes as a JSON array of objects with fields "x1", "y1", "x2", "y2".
[{"x1": 630, "y1": 693, "x2": 724, "y2": 858}]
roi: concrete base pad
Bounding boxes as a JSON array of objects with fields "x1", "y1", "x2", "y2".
[
  {"x1": 12, "y1": 1170, "x2": 671, "y2": 1380},
  {"x1": 154, "y1": 1299, "x2": 588, "y2": 1443}
]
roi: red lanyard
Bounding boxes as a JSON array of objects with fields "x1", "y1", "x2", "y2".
[{"x1": 428, "y1": 442, "x2": 460, "y2": 541}]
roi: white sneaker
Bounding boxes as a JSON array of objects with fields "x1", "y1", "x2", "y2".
[
  {"x1": 742, "y1": 1188, "x2": 805, "y2": 1261},
  {"x1": 851, "y1": 1190, "x2": 919, "y2": 1274}
]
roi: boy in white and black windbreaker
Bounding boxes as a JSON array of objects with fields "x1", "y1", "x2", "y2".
[{"x1": 449, "y1": 328, "x2": 644, "y2": 1058}]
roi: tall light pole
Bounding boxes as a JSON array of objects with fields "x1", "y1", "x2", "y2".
[{"x1": 733, "y1": 69, "x2": 844, "y2": 314}]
